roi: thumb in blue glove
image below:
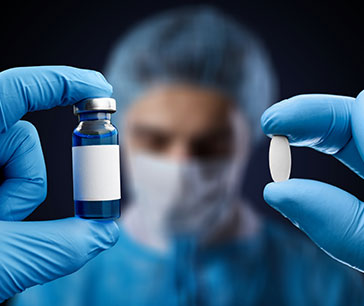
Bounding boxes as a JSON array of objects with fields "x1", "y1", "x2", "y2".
[
  {"x1": 261, "y1": 92, "x2": 364, "y2": 272},
  {"x1": 0, "y1": 66, "x2": 119, "y2": 302}
]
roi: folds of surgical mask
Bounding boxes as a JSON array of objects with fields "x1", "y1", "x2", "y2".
[{"x1": 127, "y1": 153, "x2": 242, "y2": 242}]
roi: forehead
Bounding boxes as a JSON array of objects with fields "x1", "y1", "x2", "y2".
[{"x1": 126, "y1": 84, "x2": 234, "y2": 133}]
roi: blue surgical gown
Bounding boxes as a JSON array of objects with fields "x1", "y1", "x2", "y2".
[{"x1": 12, "y1": 220, "x2": 364, "y2": 306}]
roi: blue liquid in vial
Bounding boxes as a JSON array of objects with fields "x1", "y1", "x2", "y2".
[{"x1": 73, "y1": 112, "x2": 121, "y2": 219}]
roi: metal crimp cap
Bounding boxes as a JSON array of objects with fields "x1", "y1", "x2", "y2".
[{"x1": 73, "y1": 98, "x2": 116, "y2": 115}]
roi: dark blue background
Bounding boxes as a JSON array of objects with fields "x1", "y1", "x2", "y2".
[
  {"x1": 1, "y1": 0, "x2": 364, "y2": 304},
  {"x1": 1, "y1": 0, "x2": 363, "y2": 225}
]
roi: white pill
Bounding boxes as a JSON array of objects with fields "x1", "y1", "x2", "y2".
[{"x1": 269, "y1": 136, "x2": 291, "y2": 182}]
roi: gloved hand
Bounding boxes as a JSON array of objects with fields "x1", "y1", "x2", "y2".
[
  {"x1": 261, "y1": 92, "x2": 364, "y2": 272},
  {"x1": 0, "y1": 66, "x2": 119, "y2": 302}
]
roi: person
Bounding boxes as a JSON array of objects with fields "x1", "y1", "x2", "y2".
[
  {"x1": 0, "y1": 66, "x2": 120, "y2": 303},
  {"x1": 12, "y1": 6, "x2": 364, "y2": 306}
]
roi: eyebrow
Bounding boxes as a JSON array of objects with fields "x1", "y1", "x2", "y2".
[
  {"x1": 129, "y1": 123, "x2": 232, "y2": 142},
  {"x1": 130, "y1": 124, "x2": 172, "y2": 139},
  {"x1": 193, "y1": 126, "x2": 233, "y2": 142}
]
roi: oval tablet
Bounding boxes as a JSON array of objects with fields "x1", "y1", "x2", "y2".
[{"x1": 269, "y1": 136, "x2": 291, "y2": 182}]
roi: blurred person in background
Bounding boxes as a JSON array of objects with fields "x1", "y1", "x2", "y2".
[{"x1": 13, "y1": 6, "x2": 364, "y2": 306}]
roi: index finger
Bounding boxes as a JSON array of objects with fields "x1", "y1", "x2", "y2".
[
  {"x1": 261, "y1": 94, "x2": 364, "y2": 179},
  {"x1": 0, "y1": 66, "x2": 113, "y2": 133},
  {"x1": 260, "y1": 94, "x2": 354, "y2": 154}
]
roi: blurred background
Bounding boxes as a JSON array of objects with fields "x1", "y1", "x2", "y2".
[
  {"x1": 1, "y1": 0, "x2": 364, "y2": 303},
  {"x1": 1, "y1": 0, "x2": 362, "y2": 221}
]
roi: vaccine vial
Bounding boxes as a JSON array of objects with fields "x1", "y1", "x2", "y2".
[{"x1": 72, "y1": 98, "x2": 121, "y2": 219}]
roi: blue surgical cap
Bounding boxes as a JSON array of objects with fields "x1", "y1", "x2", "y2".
[{"x1": 104, "y1": 6, "x2": 278, "y2": 141}]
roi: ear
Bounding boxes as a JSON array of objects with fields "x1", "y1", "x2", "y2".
[{"x1": 231, "y1": 109, "x2": 252, "y2": 161}]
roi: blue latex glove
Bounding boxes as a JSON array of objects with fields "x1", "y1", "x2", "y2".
[
  {"x1": 261, "y1": 92, "x2": 364, "y2": 272},
  {"x1": 0, "y1": 66, "x2": 119, "y2": 302}
]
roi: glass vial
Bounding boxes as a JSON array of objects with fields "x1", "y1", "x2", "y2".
[{"x1": 72, "y1": 98, "x2": 121, "y2": 219}]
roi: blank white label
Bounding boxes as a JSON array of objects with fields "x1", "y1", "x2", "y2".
[{"x1": 72, "y1": 145, "x2": 121, "y2": 201}]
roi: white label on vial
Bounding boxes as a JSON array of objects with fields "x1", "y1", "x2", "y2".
[
  {"x1": 72, "y1": 145, "x2": 121, "y2": 201},
  {"x1": 269, "y1": 136, "x2": 291, "y2": 182}
]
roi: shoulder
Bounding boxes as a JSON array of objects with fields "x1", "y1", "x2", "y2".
[
  {"x1": 12, "y1": 266, "x2": 89, "y2": 306},
  {"x1": 12, "y1": 228, "x2": 129, "y2": 306}
]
